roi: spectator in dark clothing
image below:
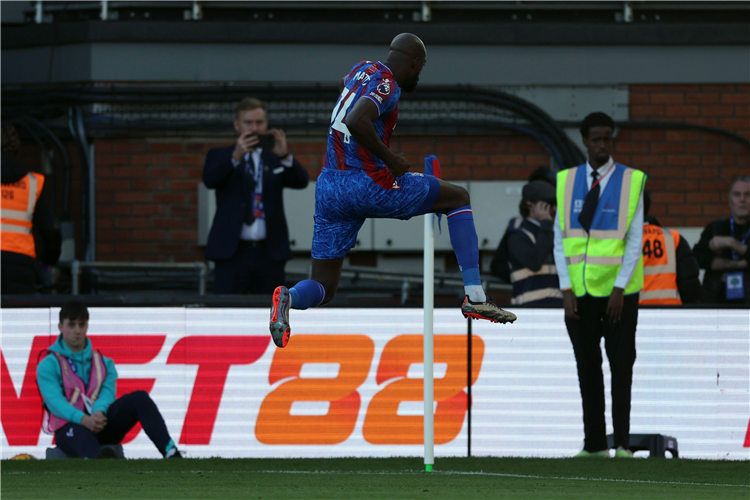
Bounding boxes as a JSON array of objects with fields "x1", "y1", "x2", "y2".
[
  {"x1": 203, "y1": 98, "x2": 309, "y2": 294},
  {"x1": 504, "y1": 180, "x2": 562, "y2": 306},
  {"x1": 490, "y1": 167, "x2": 556, "y2": 283},
  {"x1": 640, "y1": 191, "x2": 701, "y2": 305},
  {"x1": 692, "y1": 176, "x2": 750, "y2": 304},
  {"x1": 1, "y1": 125, "x2": 61, "y2": 294}
]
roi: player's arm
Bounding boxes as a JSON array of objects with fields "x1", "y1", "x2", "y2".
[
  {"x1": 338, "y1": 77, "x2": 346, "y2": 93},
  {"x1": 345, "y1": 98, "x2": 410, "y2": 177}
]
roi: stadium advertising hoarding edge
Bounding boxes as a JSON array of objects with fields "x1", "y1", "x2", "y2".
[{"x1": 1, "y1": 308, "x2": 748, "y2": 459}]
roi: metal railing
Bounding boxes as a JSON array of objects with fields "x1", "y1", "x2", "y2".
[
  {"x1": 337, "y1": 266, "x2": 512, "y2": 305},
  {"x1": 66, "y1": 260, "x2": 506, "y2": 302},
  {"x1": 70, "y1": 260, "x2": 207, "y2": 296}
]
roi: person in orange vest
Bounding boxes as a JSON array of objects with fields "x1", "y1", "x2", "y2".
[
  {"x1": 1, "y1": 125, "x2": 61, "y2": 294},
  {"x1": 640, "y1": 191, "x2": 700, "y2": 305}
]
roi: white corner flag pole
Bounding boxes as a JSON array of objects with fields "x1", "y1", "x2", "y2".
[
  {"x1": 423, "y1": 155, "x2": 439, "y2": 473},
  {"x1": 423, "y1": 205, "x2": 434, "y2": 472}
]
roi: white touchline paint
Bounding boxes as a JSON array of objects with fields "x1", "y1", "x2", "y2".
[{"x1": 3, "y1": 469, "x2": 749, "y2": 489}]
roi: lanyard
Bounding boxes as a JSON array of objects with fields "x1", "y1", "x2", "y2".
[
  {"x1": 66, "y1": 357, "x2": 78, "y2": 377},
  {"x1": 65, "y1": 356, "x2": 89, "y2": 390},
  {"x1": 730, "y1": 216, "x2": 750, "y2": 261},
  {"x1": 589, "y1": 162, "x2": 615, "y2": 192}
]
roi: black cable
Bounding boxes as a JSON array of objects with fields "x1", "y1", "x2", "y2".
[
  {"x1": 14, "y1": 118, "x2": 59, "y2": 211},
  {"x1": 448, "y1": 85, "x2": 585, "y2": 167},
  {"x1": 17, "y1": 116, "x2": 73, "y2": 220},
  {"x1": 68, "y1": 106, "x2": 92, "y2": 261},
  {"x1": 7, "y1": 84, "x2": 747, "y2": 165},
  {"x1": 3, "y1": 84, "x2": 578, "y2": 167},
  {"x1": 413, "y1": 86, "x2": 583, "y2": 169},
  {"x1": 11, "y1": 119, "x2": 55, "y2": 184}
]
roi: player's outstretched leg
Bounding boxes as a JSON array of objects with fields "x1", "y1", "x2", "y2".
[
  {"x1": 269, "y1": 259, "x2": 343, "y2": 347},
  {"x1": 434, "y1": 182, "x2": 516, "y2": 324}
]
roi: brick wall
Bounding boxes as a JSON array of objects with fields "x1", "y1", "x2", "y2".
[
  {"x1": 93, "y1": 139, "x2": 215, "y2": 262},
  {"x1": 16, "y1": 83, "x2": 749, "y2": 262},
  {"x1": 625, "y1": 84, "x2": 749, "y2": 228},
  {"x1": 88, "y1": 135, "x2": 556, "y2": 262}
]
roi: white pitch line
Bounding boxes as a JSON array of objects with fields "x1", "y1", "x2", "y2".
[
  {"x1": 3, "y1": 469, "x2": 748, "y2": 489},
  {"x1": 433, "y1": 470, "x2": 750, "y2": 488}
]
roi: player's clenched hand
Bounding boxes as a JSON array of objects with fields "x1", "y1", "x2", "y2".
[{"x1": 387, "y1": 153, "x2": 411, "y2": 177}]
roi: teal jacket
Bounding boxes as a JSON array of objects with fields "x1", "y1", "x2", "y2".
[{"x1": 36, "y1": 335, "x2": 118, "y2": 425}]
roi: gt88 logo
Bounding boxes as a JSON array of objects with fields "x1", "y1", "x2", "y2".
[{"x1": 255, "y1": 334, "x2": 484, "y2": 445}]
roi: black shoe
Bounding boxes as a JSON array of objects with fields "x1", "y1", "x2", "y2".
[{"x1": 166, "y1": 448, "x2": 183, "y2": 458}]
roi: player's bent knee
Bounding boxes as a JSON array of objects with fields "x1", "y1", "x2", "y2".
[{"x1": 444, "y1": 184, "x2": 470, "y2": 209}]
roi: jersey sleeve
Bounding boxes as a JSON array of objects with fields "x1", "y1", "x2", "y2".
[{"x1": 363, "y1": 74, "x2": 399, "y2": 116}]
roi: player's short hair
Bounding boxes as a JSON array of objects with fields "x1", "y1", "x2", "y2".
[
  {"x1": 236, "y1": 98, "x2": 266, "y2": 118},
  {"x1": 643, "y1": 190, "x2": 651, "y2": 216},
  {"x1": 59, "y1": 300, "x2": 89, "y2": 324},
  {"x1": 729, "y1": 175, "x2": 750, "y2": 192},
  {"x1": 580, "y1": 112, "x2": 615, "y2": 139}
]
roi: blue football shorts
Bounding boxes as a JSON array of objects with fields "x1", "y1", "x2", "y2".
[{"x1": 311, "y1": 168, "x2": 441, "y2": 260}]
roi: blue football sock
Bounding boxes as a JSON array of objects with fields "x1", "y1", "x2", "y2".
[
  {"x1": 447, "y1": 205, "x2": 486, "y2": 302},
  {"x1": 289, "y1": 280, "x2": 326, "y2": 310}
]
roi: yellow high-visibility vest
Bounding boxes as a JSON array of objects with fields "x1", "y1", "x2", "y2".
[{"x1": 557, "y1": 164, "x2": 646, "y2": 297}]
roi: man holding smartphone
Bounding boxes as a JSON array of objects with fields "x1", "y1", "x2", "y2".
[{"x1": 203, "y1": 98, "x2": 309, "y2": 294}]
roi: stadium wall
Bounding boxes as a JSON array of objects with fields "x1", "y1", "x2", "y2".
[
  {"x1": 17, "y1": 83, "x2": 748, "y2": 262},
  {"x1": 2, "y1": 307, "x2": 748, "y2": 460}
]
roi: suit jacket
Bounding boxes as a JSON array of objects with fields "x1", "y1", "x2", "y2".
[{"x1": 203, "y1": 145, "x2": 309, "y2": 262}]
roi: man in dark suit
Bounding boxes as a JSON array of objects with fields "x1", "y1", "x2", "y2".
[{"x1": 203, "y1": 98, "x2": 309, "y2": 294}]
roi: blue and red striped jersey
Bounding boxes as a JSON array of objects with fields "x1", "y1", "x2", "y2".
[{"x1": 325, "y1": 61, "x2": 401, "y2": 172}]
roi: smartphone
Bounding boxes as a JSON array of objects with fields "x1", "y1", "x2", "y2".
[{"x1": 255, "y1": 133, "x2": 275, "y2": 150}]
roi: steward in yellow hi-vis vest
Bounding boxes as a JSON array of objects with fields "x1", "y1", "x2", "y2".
[
  {"x1": 553, "y1": 112, "x2": 646, "y2": 458},
  {"x1": 556, "y1": 163, "x2": 646, "y2": 298}
]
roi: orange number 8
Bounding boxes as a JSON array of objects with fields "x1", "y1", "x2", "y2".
[
  {"x1": 255, "y1": 335, "x2": 374, "y2": 445},
  {"x1": 363, "y1": 334, "x2": 484, "y2": 445}
]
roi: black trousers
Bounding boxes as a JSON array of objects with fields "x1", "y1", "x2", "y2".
[
  {"x1": 54, "y1": 391, "x2": 173, "y2": 459},
  {"x1": 565, "y1": 293, "x2": 638, "y2": 452},
  {"x1": 213, "y1": 241, "x2": 285, "y2": 294}
]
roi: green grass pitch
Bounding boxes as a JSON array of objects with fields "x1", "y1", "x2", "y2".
[{"x1": 2, "y1": 457, "x2": 748, "y2": 499}]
